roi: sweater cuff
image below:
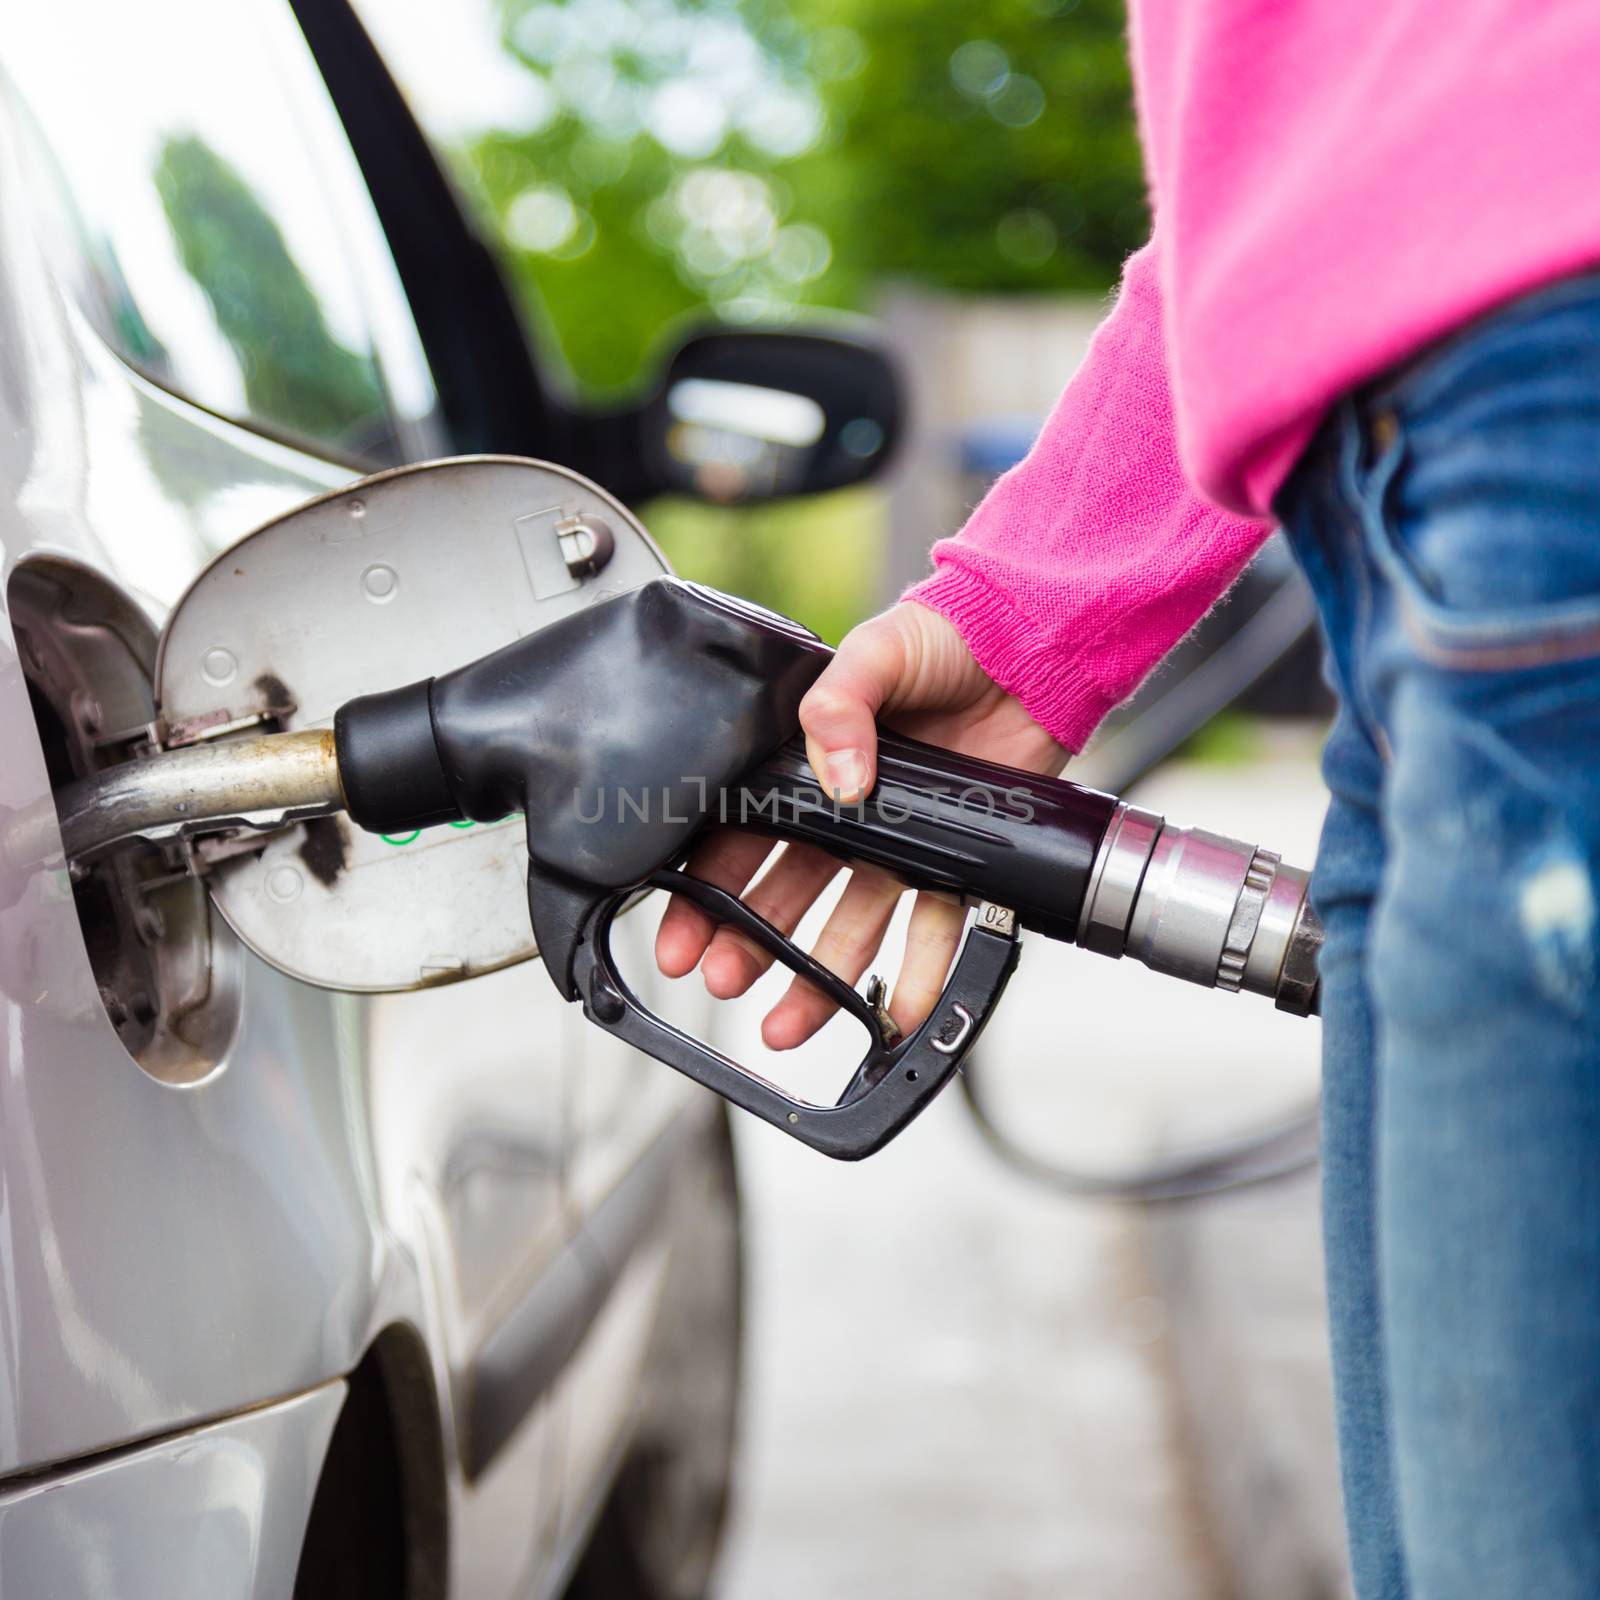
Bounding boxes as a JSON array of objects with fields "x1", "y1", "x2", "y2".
[{"x1": 904, "y1": 565, "x2": 1121, "y2": 753}]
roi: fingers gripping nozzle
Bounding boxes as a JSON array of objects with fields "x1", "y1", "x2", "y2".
[
  {"x1": 330, "y1": 577, "x2": 1023, "y2": 1158},
  {"x1": 1076, "y1": 802, "x2": 1323, "y2": 1016}
]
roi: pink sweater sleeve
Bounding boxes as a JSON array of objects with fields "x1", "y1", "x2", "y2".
[{"x1": 904, "y1": 240, "x2": 1274, "y2": 752}]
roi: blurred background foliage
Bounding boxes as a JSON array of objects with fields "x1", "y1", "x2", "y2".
[
  {"x1": 455, "y1": 0, "x2": 1143, "y2": 394},
  {"x1": 365, "y1": 0, "x2": 1142, "y2": 639}
]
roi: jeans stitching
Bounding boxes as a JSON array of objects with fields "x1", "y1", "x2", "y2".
[
  {"x1": 1353, "y1": 400, "x2": 1600, "y2": 667},
  {"x1": 1335, "y1": 401, "x2": 1392, "y2": 758}
]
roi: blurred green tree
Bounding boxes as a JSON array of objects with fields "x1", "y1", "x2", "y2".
[
  {"x1": 466, "y1": 0, "x2": 828, "y2": 395},
  {"x1": 467, "y1": 0, "x2": 1143, "y2": 395},
  {"x1": 793, "y1": 0, "x2": 1147, "y2": 301}
]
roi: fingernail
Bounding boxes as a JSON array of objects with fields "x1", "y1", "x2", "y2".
[{"x1": 824, "y1": 748, "x2": 868, "y2": 800}]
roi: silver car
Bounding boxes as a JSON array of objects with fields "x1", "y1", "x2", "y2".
[{"x1": 0, "y1": 4, "x2": 896, "y2": 1594}]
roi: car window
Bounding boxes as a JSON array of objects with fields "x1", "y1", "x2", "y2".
[{"x1": 3, "y1": 0, "x2": 441, "y2": 467}]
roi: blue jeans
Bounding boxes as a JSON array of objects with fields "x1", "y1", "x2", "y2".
[{"x1": 1276, "y1": 273, "x2": 1600, "y2": 1600}]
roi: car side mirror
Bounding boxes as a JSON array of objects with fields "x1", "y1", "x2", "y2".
[{"x1": 622, "y1": 325, "x2": 902, "y2": 505}]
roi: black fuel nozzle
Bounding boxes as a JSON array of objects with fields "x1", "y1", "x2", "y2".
[
  {"x1": 332, "y1": 577, "x2": 1320, "y2": 1160},
  {"x1": 335, "y1": 580, "x2": 834, "y2": 990}
]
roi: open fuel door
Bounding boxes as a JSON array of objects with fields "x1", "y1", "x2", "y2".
[{"x1": 153, "y1": 456, "x2": 669, "y2": 992}]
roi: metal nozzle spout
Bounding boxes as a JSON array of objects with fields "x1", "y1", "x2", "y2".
[
  {"x1": 1077, "y1": 802, "x2": 1322, "y2": 1017},
  {"x1": 51, "y1": 730, "x2": 345, "y2": 865}
]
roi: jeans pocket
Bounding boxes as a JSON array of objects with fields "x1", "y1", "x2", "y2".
[{"x1": 1358, "y1": 385, "x2": 1600, "y2": 671}]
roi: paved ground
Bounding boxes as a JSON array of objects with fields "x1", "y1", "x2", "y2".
[{"x1": 705, "y1": 732, "x2": 1349, "y2": 1599}]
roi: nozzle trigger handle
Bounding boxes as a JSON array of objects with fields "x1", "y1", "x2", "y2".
[{"x1": 563, "y1": 876, "x2": 1022, "y2": 1161}]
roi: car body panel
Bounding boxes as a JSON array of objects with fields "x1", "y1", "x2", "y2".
[
  {"x1": 0, "y1": 135, "x2": 391, "y2": 1473},
  {"x1": 0, "y1": 1383, "x2": 345, "y2": 1599}
]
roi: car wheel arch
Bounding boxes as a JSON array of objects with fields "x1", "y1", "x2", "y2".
[{"x1": 294, "y1": 1321, "x2": 448, "y2": 1600}]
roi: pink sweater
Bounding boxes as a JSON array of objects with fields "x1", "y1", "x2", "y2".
[{"x1": 908, "y1": 1, "x2": 1600, "y2": 751}]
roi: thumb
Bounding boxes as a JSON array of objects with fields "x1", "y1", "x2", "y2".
[{"x1": 799, "y1": 615, "x2": 907, "y2": 803}]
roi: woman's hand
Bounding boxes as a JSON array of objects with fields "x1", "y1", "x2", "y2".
[{"x1": 654, "y1": 601, "x2": 1066, "y2": 1049}]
